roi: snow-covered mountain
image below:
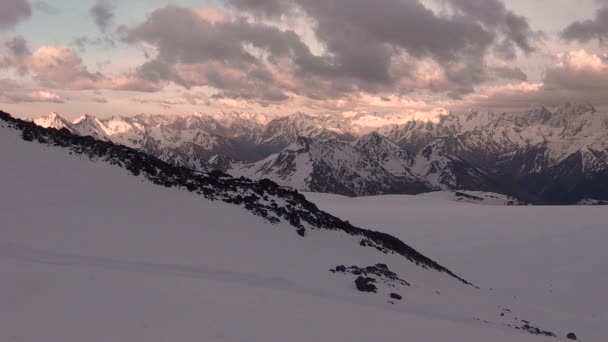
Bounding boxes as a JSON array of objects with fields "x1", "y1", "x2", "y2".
[
  {"x1": 28, "y1": 103, "x2": 608, "y2": 204},
  {"x1": 229, "y1": 135, "x2": 427, "y2": 196}
]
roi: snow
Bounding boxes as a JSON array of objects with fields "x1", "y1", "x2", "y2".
[
  {"x1": 33, "y1": 112, "x2": 70, "y2": 130},
  {"x1": 0, "y1": 121, "x2": 578, "y2": 341},
  {"x1": 306, "y1": 192, "x2": 608, "y2": 341}
]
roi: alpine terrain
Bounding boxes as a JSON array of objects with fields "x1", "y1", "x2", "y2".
[
  {"x1": 0, "y1": 110, "x2": 594, "y2": 341},
  {"x1": 30, "y1": 103, "x2": 608, "y2": 204}
]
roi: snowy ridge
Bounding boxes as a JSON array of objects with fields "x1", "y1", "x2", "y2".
[
  {"x1": 230, "y1": 135, "x2": 429, "y2": 196},
  {"x1": 0, "y1": 110, "x2": 467, "y2": 282}
]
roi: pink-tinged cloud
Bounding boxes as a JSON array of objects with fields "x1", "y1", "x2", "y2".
[
  {"x1": 0, "y1": 90, "x2": 65, "y2": 104},
  {"x1": 1, "y1": 45, "x2": 163, "y2": 92},
  {"x1": 130, "y1": 97, "x2": 186, "y2": 109},
  {"x1": 456, "y1": 50, "x2": 608, "y2": 110}
]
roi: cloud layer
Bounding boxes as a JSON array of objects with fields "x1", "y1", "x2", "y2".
[
  {"x1": 117, "y1": 0, "x2": 541, "y2": 110},
  {"x1": 2, "y1": 0, "x2": 608, "y2": 113}
]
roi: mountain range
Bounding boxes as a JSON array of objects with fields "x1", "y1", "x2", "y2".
[{"x1": 28, "y1": 103, "x2": 608, "y2": 204}]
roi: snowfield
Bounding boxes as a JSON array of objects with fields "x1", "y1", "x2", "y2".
[
  {"x1": 0, "y1": 119, "x2": 598, "y2": 341},
  {"x1": 306, "y1": 192, "x2": 608, "y2": 341}
]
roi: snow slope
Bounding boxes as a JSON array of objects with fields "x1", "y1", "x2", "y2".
[
  {"x1": 0, "y1": 116, "x2": 569, "y2": 341},
  {"x1": 306, "y1": 192, "x2": 608, "y2": 341}
]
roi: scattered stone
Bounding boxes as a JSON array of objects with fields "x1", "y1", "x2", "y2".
[
  {"x1": 331, "y1": 264, "x2": 410, "y2": 287},
  {"x1": 518, "y1": 324, "x2": 556, "y2": 337},
  {"x1": 567, "y1": 332, "x2": 577, "y2": 340},
  {"x1": 390, "y1": 293, "x2": 402, "y2": 300}
]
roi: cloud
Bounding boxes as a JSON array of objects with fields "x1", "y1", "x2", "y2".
[
  {"x1": 561, "y1": 6, "x2": 608, "y2": 42},
  {"x1": 463, "y1": 50, "x2": 608, "y2": 109},
  {"x1": 1, "y1": 41, "x2": 162, "y2": 92},
  {"x1": 123, "y1": 5, "x2": 312, "y2": 103},
  {"x1": 227, "y1": 0, "x2": 538, "y2": 86},
  {"x1": 26, "y1": 46, "x2": 106, "y2": 89},
  {"x1": 0, "y1": 77, "x2": 23, "y2": 91},
  {"x1": 33, "y1": 1, "x2": 61, "y2": 15},
  {"x1": 543, "y1": 50, "x2": 608, "y2": 93},
  {"x1": 0, "y1": 0, "x2": 32, "y2": 30},
  {"x1": 0, "y1": 36, "x2": 31, "y2": 74},
  {"x1": 446, "y1": 0, "x2": 538, "y2": 54},
  {"x1": 3, "y1": 35, "x2": 31, "y2": 57},
  {"x1": 120, "y1": 2, "x2": 537, "y2": 110},
  {"x1": 91, "y1": 97, "x2": 108, "y2": 103},
  {"x1": 183, "y1": 92, "x2": 211, "y2": 106},
  {"x1": 71, "y1": 35, "x2": 116, "y2": 52},
  {"x1": 130, "y1": 96, "x2": 185, "y2": 109},
  {"x1": 0, "y1": 90, "x2": 66, "y2": 104},
  {"x1": 91, "y1": 0, "x2": 115, "y2": 32}
]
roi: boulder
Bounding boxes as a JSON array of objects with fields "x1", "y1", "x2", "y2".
[
  {"x1": 355, "y1": 276, "x2": 377, "y2": 293},
  {"x1": 390, "y1": 293, "x2": 402, "y2": 300}
]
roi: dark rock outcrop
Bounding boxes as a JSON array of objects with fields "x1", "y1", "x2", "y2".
[{"x1": 355, "y1": 276, "x2": 378, "y2": 293}]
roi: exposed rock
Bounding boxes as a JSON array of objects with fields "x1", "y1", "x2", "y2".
[
  {"x1": 296, "y1": 227, "x2": 306, "y2": 237},
  {"x1": 390, "y1": 293, "x2": 402, "y2": 300},
  {"x1": 331, "y1": 264, "x2": 410, "y2": 287},
  {"x1": 355, "y1": 276, "x2": 377, "y2": 293}
]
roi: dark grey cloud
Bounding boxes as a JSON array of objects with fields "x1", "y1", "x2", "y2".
[
  {"x1": 561, "y1": 6, "x2": 608, "y2": 42},
  {"x1": 1, "y1": 36, "x2": 31, "y2": 74},
  {"x1": 226, "y1": 0, "x2": 537, "y2": 93},
  {"x1": 91, "y1": 0, "x2": 115, "y2": 32},
  {"x1": 446, "y1": 0, "x2": 537, "y2": 53},
  {"x1": 5, "y1": 36, "x2": 30, "y2": 57},
  {"x1": 121, "y1": 2, "x2": 538, "y2": 106},
  {"x1": 0, "y1": 0, "x2": 32, "y2": 30},
  {"x1": 72, "y1": 35, "x2": 116, "y2": 52},
  {"x1": 231, "y1": 0, "x2": 489, "y2": 79},
  {"x1": 488, "y1": 65, "x2": 528, "y2": 81},
  {"x1": 123, "y1": 5, "x2": 318, "y2": 103}
]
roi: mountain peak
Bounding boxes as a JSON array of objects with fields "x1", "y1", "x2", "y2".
[
  {"x1": 356, "y1": 131, "x2": 392, "y2": 146},
  {"x1": 72, "y1": 114, "x2": 98, "y2": 124},
  {"x1": 557, "y1": 102, "x2": 596, "y2": 115},
  {"x1": 33, "y1": 112, "x2": 70, "y2": 130}
]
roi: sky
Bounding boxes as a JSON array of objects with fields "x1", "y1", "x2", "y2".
[{"x1": 1, "y1": 0, "x2": 608, "y2": 120}]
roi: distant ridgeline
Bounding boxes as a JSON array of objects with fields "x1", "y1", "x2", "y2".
[{"x1": 24, "y1": 103, "x2": 608, "y2": 204}]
